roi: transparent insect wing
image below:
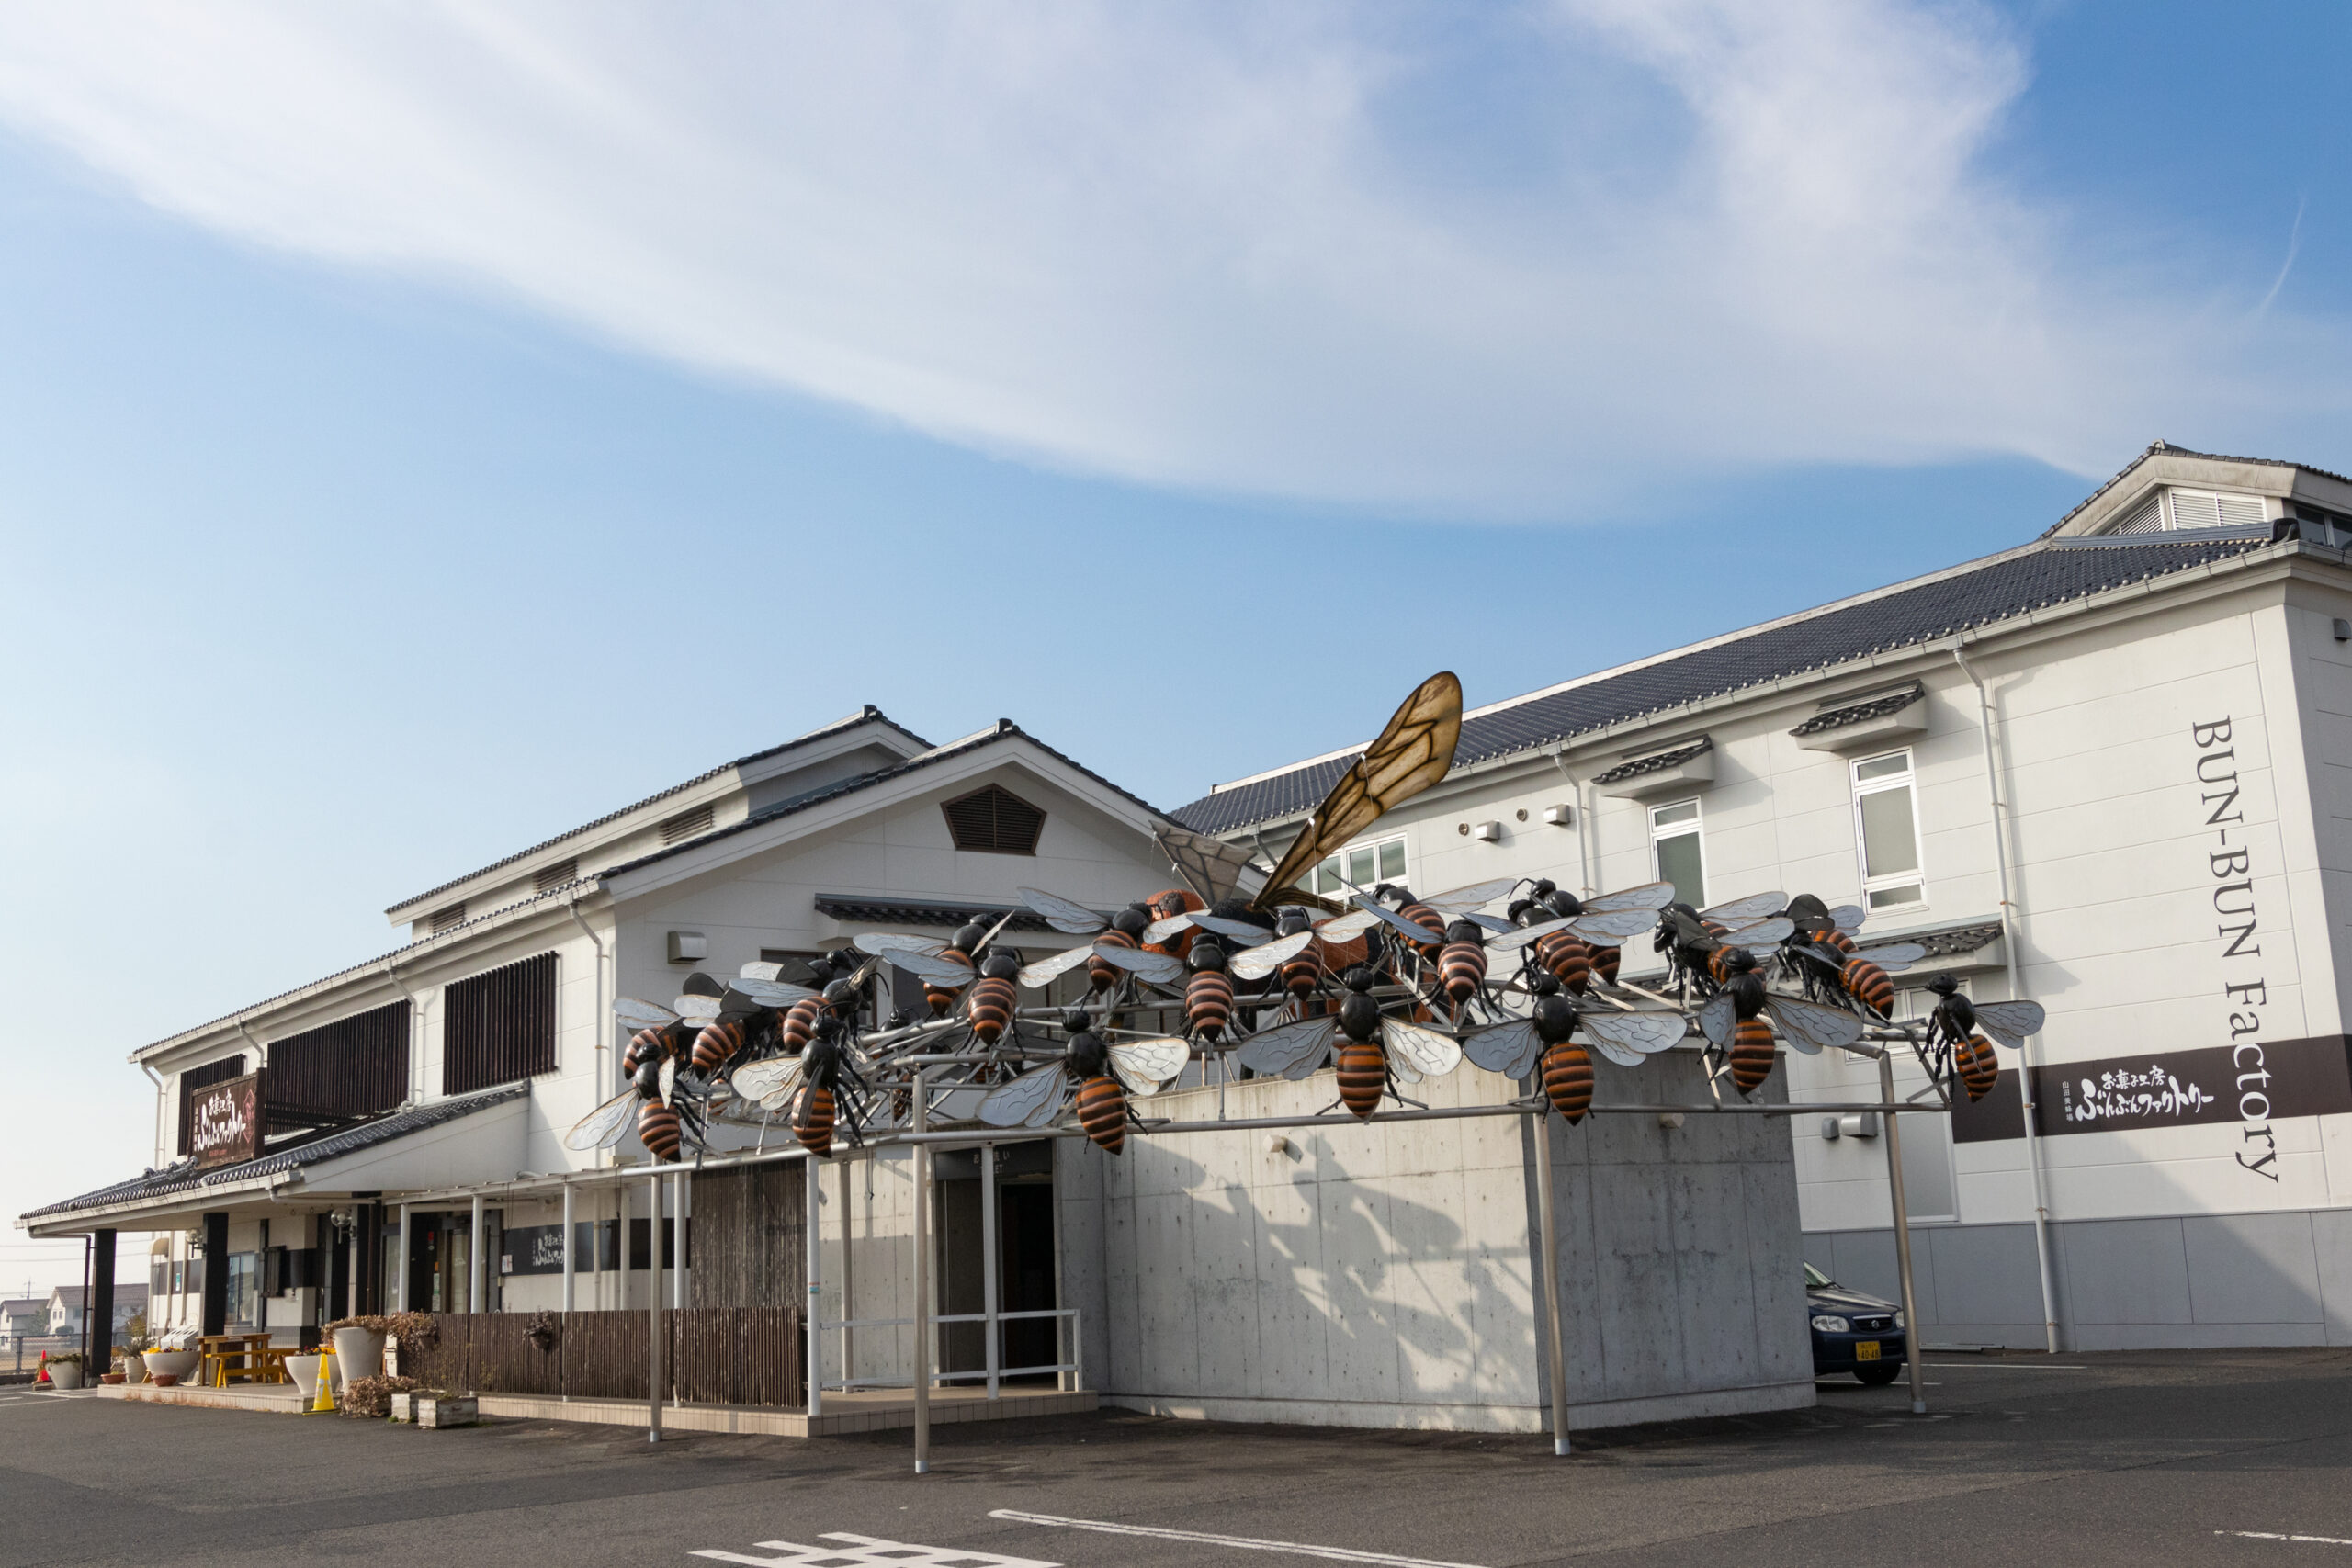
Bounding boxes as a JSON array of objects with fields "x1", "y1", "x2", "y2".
[
  {"x1": 1698, "y1": 993, "x2": 1737, "y2": 1049},
  {"x1": 1108, "y1": 1037, "x2": 1190, "y2": 1096},
  {"x1": 1571, "y1": 908, "x2": 1657, "y2": 942},
  {"x1": 1702, "y1": 891, "x2": 1790, "y2": 924},
  {"x1": 1015, "y1": 886, "x2": 1106, "y2": 935},
  {"x1": 1381, "y1": 1018, "x2": 1463, "y2": 1077},
  {"x1": 1826, "y1": 904, "x2": 1869, "y2": 934},
  {"x1": 658, "y1": 1056, "x2": 678, "y2": 1109},
  {"x1": 1237, "y1": 1016, "x2": 1338, "y2": 1079},
  {"x1": 1091, "y1": 942, "x2": 1184, "y2": 985},
  {"x1": 1423, "y1": 877, "x2": 1521, "y2": 915},
  {"x1": 564, "y1": 1089, "x2": 639, "y2": 1152},
  {"x1": 1583, "y1": 1011, "x2": 1687, "y2": 1066},
  {"x1": 1463, "y1": 912, "x2": 1515, "y2": 934},
  {"x1": 1858, "y1": 942, "x2": 1928, "y2": 973},
  {"x1": 854, "y1": 931, "x2": 951, "y2": 961},
  {"x1": 1358, "y1": 897, "x2": 1446, "y2": 944},
  {"x1": 979, "y1": 1063, "x2": 1069, "y2": 1128},
  {"x1": 729, "y1": 977, "x2": 818, "y2": 1009},
  {"x1": 1971, "y1": 999, "x2": 2047, "y2": 1051},
  {"x1": 1489, "y1": 915, "x2": 1576, "y2": 953},
  {"x1": 613, "y1": 997, "x2": 680, "y2": 1030},
  {"x1": 739, "y1": 961, "x2": 786, "y2": 983},
  {"x1": 1016, "y1": 945, "x2": 1095, "y2": 990},
  {"x1": 1155, "y1": 823, "x2": 1261, "y2": 907},
  {"x1": 1257, "y1": 671, "x2": 1464, "y2": 906},
  {"x1": 730, "y1": 1055, "x2": 802, "y2": 1102},
  {"x1": 1765, "y1": 997, "x2": 1864, "y2": 1054},
  {"x1": 894, "y1": 948, "x2": 989, "y2": 984},
  {"x1": 674, "y1": 995, "x2": 723, "y2": 1023},
  {"x1": 1190, "y1": 913, "x2": 1275, "y2": 946},
  {"x1": 930, "y1": 1086, "x2": 990, "y2": 1124},
  {"x1": 1313, "y1": 908, "x2": 1380, "y2": 942},
  {"x1": 1144, "y1": 912, "x2": 1199, "y2": 944},
  {"x1": 1229, "y1": 930, "x2": 1314, "y2": 981},
  {"x1": 1719, "y1": 917, "x2": 1794, "y2": 947},
  {"x1": 1464, "y1": 1017, "x2": 1543, "y2": 1079},
  {"x1": 1584, "y1": 880, "x2": 1676, "y2": 914}
]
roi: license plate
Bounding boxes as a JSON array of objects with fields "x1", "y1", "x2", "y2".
[{"x1": 1855, "y1": 1341, "x2": 1880, "y2": 1361}]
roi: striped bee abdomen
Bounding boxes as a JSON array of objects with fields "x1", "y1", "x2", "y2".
[
  {"x1": 637, "y1": 1100, "x2": 682, "y2": 1163},
  {"x1": 1439, "y1": 941, "x2": 1487, "y2": 1008},
  {"x1": 1590, "y1": 945, "x2": 1621, "y2": 985},
  {"x1": 967, "y1": 976, "x2": 1017, "y2": 1043},
  {"x1": 1396, "y1": 902, "x2": 1445, "y2": 946},
  {"x1": 1955, "y1": 1032, "x2": 1998, "y2": 1100},
  {"x1": 925, "y1": 948, "x2": 976, "y2": 1016},
  {"x1": 1706, "y1": 948, "x2": 1738, "y2": 986},
  {"x1": 1730, "y1": 1019, "x2": 1776, "y2": 1095},
  {"x1": 1821, "y1": 930, "x2": 1856, "y2": 955},
  {"x1": 690, "y1": 1020, "x2": 743, "y2": 1075},
  {"x1": 1186, "y1": 970, "x2": 1234, "y2": 1040},
  {"x1": 780, "y1": 998, "x2": 823, "y2": 1053},
  {"x1": 1089, "y1": 930, "x2": 1135, "y2": 994},
  {"x1": 1075, "y1": 1075, "x2": 1126, "y2": 1154},
  {"x1": 1281, "y1": 947, "x2": 1324, "y2": 998},
  {"x1": 1841, "y1": 959, "x2": 1894, "y2": 1018},
  {"x1": 1541, "y1": 1039, "x2": 1592, "y2": 1123},
  {"x1": 1535, "y1": 931, "x2": 1592, "y2": 993},
  {"x1": 794, "y1": 1085, "x2": 836, "y2": 1156},
  {"x1": 1336, "y1": 1040, "x2": 1386, "y2": 1120}
]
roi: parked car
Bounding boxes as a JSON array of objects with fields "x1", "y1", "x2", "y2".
[{"x1": 1805, "y1": 1262, "x2": 1906, "y2": 1384}]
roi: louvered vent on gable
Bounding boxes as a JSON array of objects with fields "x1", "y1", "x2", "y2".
[
  {"x1": 2113, "y1": 493, "x2": 2164, "y2": 534},
  {"x1": 942, "y1": 784, "x2": 1046, "y2": 855},
  {"x1": 660, "y1": 804, "x2": 715, "y2": 845},
  {"x1": 535, "y1": 857, "x2": 580, "y2": 895},
  {"x1": 429, "y1": 902, "x2": 469, "y2": 933}
]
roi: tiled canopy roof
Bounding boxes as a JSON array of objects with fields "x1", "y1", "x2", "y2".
[
  {"x1": 1590, "y1": 738, "x2": 1712, "y2": 787},
  {"x1": 813, "y1": 897, "x2": 1061, "y2": 932},
  {"x1": 1789, "y1": 682, "x2": 1925, "y2": 739}
]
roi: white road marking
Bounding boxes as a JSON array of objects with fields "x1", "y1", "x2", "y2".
[
  {"x1": 989, "y1": 1510, "x2": 1488, "y2": 1568},
  {"x1": 696, "y1": 1533, "x2": 1059, "y2": 1568},
  {"x1": 1922, "y1": 1363, "x2": 2089, "y2": 1371},
  {"x1": 2216, "y1": 1532, "x2": 2352, "y2": 1547}
]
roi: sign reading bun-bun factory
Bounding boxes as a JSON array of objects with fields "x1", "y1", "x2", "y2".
[{"x1": 190, "y1": 1072, "x2": 262, "y2": 1168}]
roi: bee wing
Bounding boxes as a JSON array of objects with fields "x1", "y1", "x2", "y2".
[
  {"x1": 730, "y1": 1055, "x2": 803, "y2": 1103},
  {"x1": 614, "y1": 997, "x2": 680, "y2": 1030},
  {"x1": 1583, "y1": 880, "x2": 1676, "y2": 913},
  {"x1": 563, "y1": 1089, "x2": 639, "y2": 1152},
  {"x1": 854, "y1": 931, "x2": 948, "y2": 961},
  {"x1": 1423, "y1": 877, "x2": 1521, "y2": 916},
  {"x1": 1698, "y1": 993, "x2": 1737, "y2": 1049},
  {"x1": 1858, "y1": 942, "x2": 1928, "y2": 973},
  {"x1": 893, "y1": 948, "x2": 987, "y2": 984},
  {"x1": 1145, "y1": 912, "x2": 1199, "y2": 944},
  {"x1": 1190, "y1": 912, "x2": 1274, "y2": 946},
  {"x1": 1313, "y1": 908, "x2": 1380, "y2": 942},
  {"x1": 1464, "y1": 1017, "x2": 1543, "y2": 1079},
  {"x1": 1017, "y1": 945, "x2": 1096, "y2": 990},
  {"x1": 1380, "y1": 1018, "x2": 1463, "y2": 1077},
  {"x1": 931, "y1": 1086, "x2": 990, "y2": 1124},
  {"x1": 1017, "y1": 887, "x2": 1108, "y2": 936},
  {"x1": 1583, "y1": 1011, "x2": 1687, "y2": 1066},
  {"x1": 978, "y1": 1063, "x2": 1069, "y2": 1128},
  {"x1": 739, "y1": 961, "x2": 785, "y2": 983},
  {"x1": 658, "y1": 1055, "x2": 678, "y2": 1108},
  {"x1": 1971, "y1": 999, "x2": 2047, "y2": 1051},
  {"x1": 1826, "y1": 904, "x2": 1869, "y2": 935},
  {"x1": 1702, "y1": 891, "x2": 1790, "y2": 924},
  {"x1": 1571, "y1": 908, "x2": 1656, "y2": 942},
  {"x1": 1229, "y1": 930, "x2": 1314, "y2": 981},
  {"x1": 1154, "y1": 823, "x2": 1258, "y2": 907},
  {"x1": 1358, "y1": 897, "x2": 1444, "y2": 944},
  {"x1": 1109, "y1": 1037, "x2": 1191, "y2": 1096},
  {"x1": 1489, "y1": 915, "x2": 1575, "y2": 953},
  {"x1": 1464, "y1": 912, "x2": 1515, "y2": 934},
  {"x1": 729, "y1": 977, "x2": 818, "y2": 1009},
  {"x1": 673, "y1": 995, "x2": 723, "y2": 1024},
  {"x1": 1764, "y1": 996, "x2": 1865, "y2": 1055},
  {"x1": 1718, "y1": 917, "x2": 1794, "y2": 948},
  {"x1": 1236, "y1": 1016, "x2": 1339, "y2": 1080},
  {"x1": 1255, "y1": 671, "x2": 1464, "y2": 908},
  {"x1": 1091, "y1": 942, "x2": 1184, "y2": 985}
]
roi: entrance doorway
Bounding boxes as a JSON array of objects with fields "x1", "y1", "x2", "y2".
[{"x1": 933, "y1": 1142, "x2": 1057, "y2": 1384}]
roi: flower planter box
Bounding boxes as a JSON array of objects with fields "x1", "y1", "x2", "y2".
[
  {"x1": 99, "y1": 1372, "x2": 124, "y2": 1385},
  {"x1": 48, "y1": 1363, "x2": 84, "y2": 1390},
  {"x1": 142, "y1": 1349, "x2": 199, "y2": 1383},
  {"x1": 151, "y1": 1374, "x2": 180, "y2": 1388}
]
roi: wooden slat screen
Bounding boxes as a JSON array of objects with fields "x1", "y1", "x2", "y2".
[
  {"x1": 471, "y1": 1314, "x2": 564, "y2": 1396},
  {"x1": 684, "y1": 1163, "x2": 806, "y2": 1310},
  {"x1": 266, "y1": 1001, "x2": 409, "y2": 1124},
  {"x1": 560, "y1": 1310, "x2": 651, "y2": 1402},
  {"x1": 176, "y1": 1055, "x2": 246, "y2": 1156},
  {"x1": 671, "y1": 1309, "x2": 804, "y2": 1407},
  {"x1": 403, "y1": 1310, "x2": 802, "y2": 1408},
  {"x1": 444, "y1": 952, "x2": 558, "y2": 1094}
]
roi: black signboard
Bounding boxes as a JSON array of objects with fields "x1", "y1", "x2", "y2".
[
  {"x1": 1953, "y1": 1034, "x2": 2352, "y2": 1143},
  {"x1": 189, "y1": 1072, "x2": 263, "y2": 1168}
]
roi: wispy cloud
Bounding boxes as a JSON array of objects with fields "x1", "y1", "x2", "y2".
[{"x1": 0, "y1": 2, "x2": 2333, "y2": 515}]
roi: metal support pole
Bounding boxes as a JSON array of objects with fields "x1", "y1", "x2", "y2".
[
  {"x1": 1879, "y1": 1054, "x2": 1928, "y2": 1416},
  {"x1": 561, "y1": 1181, "x2": 575, "y2": 1315},
  {"x1": 647, "y1": 1172, "x2": 663, "y2": 1442},
  {"x1": 469, "y1": 1194, "x2": 485, "y2": 1314},
  {"x1": 619, "y1": 1182, "x2": 631, "y2": 1314},
  {"x1": 838, "y1": 1156, "x2": 855, "y2": 1393},
  {"x1": 806, "y1": 1155, "x2": 823, "y2": 1420},
  {"x1": 911, "y1": 1069, "x2": 933, "y2": 1475},
  {"x1": 396, "y1": 1204, "x2": 411, "y2": 1312},
  {"x1": 982, "y1": 1142, "x2": 1000, "y2": 1400},
  {"x1": 670, "y1": 1173, "x2": 685, "y2": 1310},
  {"x1": 1529, "y1": 1103, "x2": 1572, "y2": 1456}
]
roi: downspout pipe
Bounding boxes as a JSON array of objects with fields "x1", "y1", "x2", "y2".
[
  {"x1": 380, "y1": 957, "x2": 426, "y2": 1108},
  {"x1": 1550, "y1": 748, "x2": 1593, "y2": 897},
  {"x1": 1952, "y1": 639, "x2": 2063, "y2": 1355},
  {"x1": 567, "y1": 889, "x2": 612, "y2": 1164},
  {"x1": 139, "y1": 1062, "x2": 166, "y2": 1170}
]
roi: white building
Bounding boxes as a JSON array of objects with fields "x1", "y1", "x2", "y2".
[{"x1": 1172, "y1": 443, "x2": 2352, "y2": 1351}]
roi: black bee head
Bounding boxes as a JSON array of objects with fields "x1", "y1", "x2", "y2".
[
  {"x1": 980, "y1": 950, "x2": 1021, "y2": 980},
  {"x1": 1445, "y1": 919, "x2": 1483, "y2": 944},
  {"x1": 1531, "y1": 878, "x2": 1556, "y2": 898},
  {"x1": 1276, "y1": 908, "x2": 1312, "y2": 936},
  {"x1": 1927, "y1": 972, "x2": 1961, "y2": 997},
  {"x1": 1530, "y1": 970, "x2": 1561, "y2": 998},
  {"x1": 885, "y1": 1007, "x2": 915, "y2": 1030},
  {"x1": 1111, "y1": 906, "x2": 1149, "y2": 938},
  {"x1": 632, "y1": 1058, "x2": 663, "y2": 1095},
  {"x1": 1064, "y1": 1007, "x2": 1091, "y2": 1032},
  {"x1": 1341, "y1": 964, "x2": 1377, "y2": 994},
  {"x1": 1506, "y1": 897, "x2": 1536, "y2": 923},
  {"x1": 951, "y1": 921, "x2": 990, "y2": 954},
  {"x1": 1543, "y1": 889, "x2": 1584, "y2": 919},
  {"x1": 1722, "y1": 947, "x2": 1758, "y2": 976},
  {"x1": 1190, "y1": 938, "x2": 1227, "y2": 973},
  {"x1": 822, "y1": 978, "x2": 861, "y2": 1009}
]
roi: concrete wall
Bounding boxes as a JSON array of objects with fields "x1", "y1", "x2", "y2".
[{"x1": 1058, "y1": 1051, "x2": 1812, "y2": 1433}]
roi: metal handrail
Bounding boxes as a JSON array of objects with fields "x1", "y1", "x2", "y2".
[{"x1": 815, "y1": 1305, "x2": 1080, "y2": 1398}]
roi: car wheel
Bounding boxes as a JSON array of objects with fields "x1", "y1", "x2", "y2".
[{"x1": 1856, "y1": 1363, "x2": 1903, "y2": 1386}]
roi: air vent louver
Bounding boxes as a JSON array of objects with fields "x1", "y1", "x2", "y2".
[
  {"x1": 535, "y1": 857, "x2": 580, "y2": 895},
  {"x1": 941, "y1": 784, "x2": 1046, "y2": 855},
  {"x1": 660, "y1": 804, "x2": 715, "y2": 844}
]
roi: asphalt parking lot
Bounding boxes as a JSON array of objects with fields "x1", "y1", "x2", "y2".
[{"x1": 2, "y1": 1350, "x2": 2346, "y2": 1568}]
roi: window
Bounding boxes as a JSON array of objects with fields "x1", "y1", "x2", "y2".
[
  {"x1": 226, "y1": 1253, "x2": 260, "y2": 1328},
  {"x1": 1649, "y1": 799, "x2": 1705, "y2": 908},
  {"x1": 1308, "y1": 834, "x2": 1406, "y2": 897},
  {"x1": 1851, "y1": 750, "x2": 1924, "y2": 909},
  {"x1": 444, "y1": 951, "x2": 559, "y2": 1093},
  {"x1": 940, "y1": 784, "x2": 1046, "y2": 854}
]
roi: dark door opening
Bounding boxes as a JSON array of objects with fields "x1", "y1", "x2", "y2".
[{"x1": 998, "y1": 1182, "x2": 1057, "y2": 1381}]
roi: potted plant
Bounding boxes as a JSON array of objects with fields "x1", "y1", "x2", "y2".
[
  {"x1": 285, "y1": 1349, "x2": 325, "y2": 1403},
  {"x1": 45, "y1": 1352, "x2": 85, "y2": 1391},
  {"x1": 123, "y1": 1340, "x2": 150, "y2": 1384},
  {"x1": 322, "y1": 1313, "x2": 430, "y2": 1393},
  {"x1": 141, "y1": 1329, "x2": 200, "y2": 1385}
]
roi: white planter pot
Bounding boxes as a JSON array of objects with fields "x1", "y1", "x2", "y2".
[
  {"x1": 141, "y1": 1349, "x2": 199, "y2": 1383},
  {"x1": 329, "y1": 1327, "x2": 387, "y2": 1391},
  {"x1": 285, "y1": 1354, "x2": 323, "y2": 1401},
  {"x1": 48, "y1": 1362, "x2": 84, "y2": 1390},
  {"x1": 124, "y1": 1352, "x2": 148, "y2": 1384}
]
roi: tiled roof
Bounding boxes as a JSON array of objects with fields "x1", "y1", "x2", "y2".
[
  {"x1": 1590, "y1": 738, "x2": 1712, "y2": 786},
  {"x1": 21, "y1": 1084, "x2": 527, "y2": 1224},
  {"x1": 388, "y1": 706, "x2": 931, "y2": 914},
  {"x1": 1172, "y1": 532, "x2": 2279, "y2": 835},
  {"x1": 813, "y1": 897, "x2": 1061, "y2": 932},
  {"x1": 1790, "y1": 682, "x2": 1924, "y2": 738},
  {"x1": 2040, "y1": 440, "x2": 2352, "y2": 539}
]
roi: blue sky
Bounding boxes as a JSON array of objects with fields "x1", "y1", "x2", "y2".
[{"x1": 1, "y1": 1, "x2": 2346, "y2": 1284}]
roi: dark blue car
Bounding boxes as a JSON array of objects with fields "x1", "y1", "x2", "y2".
[{"x1": 1806, "y1": 1262, "x2": 1906, "y2": 1384}]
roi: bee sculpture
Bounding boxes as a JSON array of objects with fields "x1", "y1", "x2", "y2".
[{"x1": 1920, "y1": 973, "x2": 2045, "y2": 1102}]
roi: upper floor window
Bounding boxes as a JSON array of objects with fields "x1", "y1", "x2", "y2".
[
  {"x1": 1310, "y1": 834, "x2": 1406, "y2": 897},
  {"x1": 1650, "y1": 799, "x2": 1705, "y2": 908},
  {"x1": 1852, "y1": 750, "x2": 1924, "y2": 909}
]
